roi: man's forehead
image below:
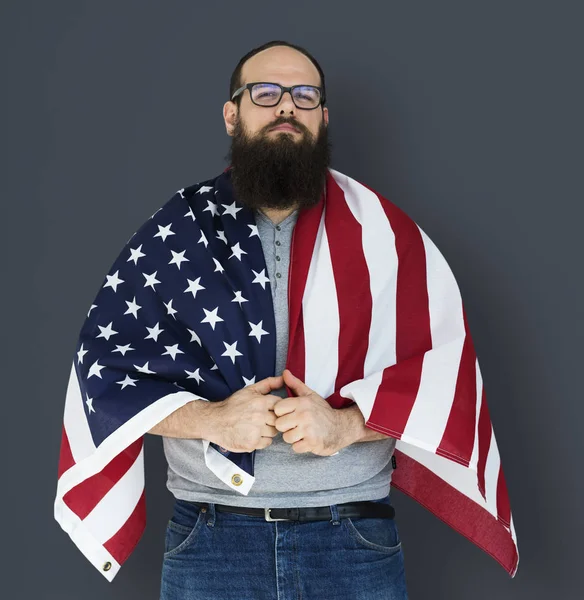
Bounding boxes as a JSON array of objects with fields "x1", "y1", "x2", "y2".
[{"x1": 241, "y1": 50, "x2": 320, "y2": 86}]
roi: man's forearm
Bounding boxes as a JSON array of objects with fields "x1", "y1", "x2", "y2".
[
  {"x1": 147, "y1": 398, "x2": 214, "y2": 439},
  {"x1": 341, "y1": 403, "x2": 392, "y2": 445}
]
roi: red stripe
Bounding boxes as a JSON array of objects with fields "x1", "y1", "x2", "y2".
[
  {"x1": 324, "y1": 184, "x2": 370, "y2": 392},
  {"x1": 392, "y1": 449, "x2": 518, "y2": 576},
  {"x1": 368, "y1": 194, "x2": 431, "y2": 433},
  {"x1": 437, "y1": 308, "x2": 478, "y2": 465},
  {"x1": 496, "y1": 464, "x2": 511, "y2": 527},
  {"x1": 104, "y1": 490, "x2": 146, "y2": 565},
  {"x1": 63, "y1": 438, "x2": 143, "y2": 520},
  {"x1": 58, "y1": 426, "x2": 76, "y2": 479},
  {"x1": 476, "y1": 389, "x2": 492, "y2": 500}
]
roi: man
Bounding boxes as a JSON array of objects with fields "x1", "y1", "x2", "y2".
[{"x1": 54, "y1": 40, "x2": 518, "y2": 600}]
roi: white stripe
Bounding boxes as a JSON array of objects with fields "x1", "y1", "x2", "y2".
[
  {"x1": 202, "y1": 439, "x2": 255, "y2": 494},
  {"x1": 339, "y1": 370, "x2": 383, "y2": 422},
  {"x1": 63, "y1": 361, "x2": 96, "y2": 463},
  {"x1": 402, "y1": 226, "x2": 466, "y2": 450},
  {"x1": 329, "y1": 169, "x2": 398, "y2": 378},
  {"x1": 302, "y1": 210, "x2": 339, "y2": 399},
  {"x1": 83, "y1": 446, "x2": 145, "y2": 544},
  {"x1": 484, "y1": 428, "x2": 501, "y2": 518}
]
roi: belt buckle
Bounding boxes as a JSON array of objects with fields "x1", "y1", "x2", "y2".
[{"x1": 264, "y1": 508, "x2": 289, "y2": 522}]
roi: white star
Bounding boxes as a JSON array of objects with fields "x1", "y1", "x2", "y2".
[
  {"x1": 202, "y1": 200, "x2": 219, "y2": 216},
  {"x1": 154, "y1": 223, "x2": 175, "y2": 242},
  {"x1": 86, "y1": 395, "x2": 95, "y2": 414},
  {"x1": 135, "y1": 361, "x2": 156, "y2": 374},
  {"x1": 197, "y1": 185, "x2": 214, "y2": 195},
  {"x1": 229, "y1": 242, "x2": 247, "y2": 261},
  {"x1": 124, "y1": 296, "x2": 141, "y2": 319},
  {"x1": 187, "y1": 328, "x2": 202, "y2": 346},
  {"x1": 162, "y1": 344, "x2": 185, "y2": 360},
  {"x1": 232, "y1": 290, "x2": 248, "y2": 305},
  {"x1": 87, "y1": 360, "x2": 106, "y2": 379},
  {"x1": 252, "y1": 268, "x2": 270, "y2": 289},
  {"x1": 242, "y1": 375, "x2": 256, "y2": 386},
  {"x1": 104, "y1": 270, "x2": 124, "y2": 292},
  {"x1": 201, "y1": 307, "x2": 224, "y2": 330},
  {"x1": 127, "y1": 245, "x2": 146, "y2": 265},
  {"x1": 222, "y1": 201, "x2": 243, "y2": 219},
  {"x1": 216, "y1": 230, "x2": 228, "y2": 244},
  {"x1": 96, "y1": 321, "x2": 118, "y2": 341},
  {"x1": 221, "y1": 341, "x2": 243, "y2": 364},
  {"x1": 77, "y1": 343, "x2": 88, "y2": 364},
  {"x1": 164, "y1": 299, "x2": 178, "y2": 319},
  {"x1": 198, "y1": 230, "x2": 208, "y2": 248},
  {"x1": 169, "y1": 249, "x2": 189, "y2": 269},
  {"x1": 145, "y1": 322, "x2": 164, "y2": 342},
  {"x1": 113, "y1": 343, "x2": 134, "y2": 355},
  {"x1": 213, "y1": 258, "x2": 225, "y2": 274},
  {"x1": 150, "y1": 207, "x2": 164, "y2": 219},
  {"x1": 184, "y1": 276, "x2": 205, "y2": 299},
  {"x1": 184, "y1": 207, "x2": 196, "y2": 221},
  {"x1": 143, "y1": 271, "x2": 161, "y2": 290},
  {"x1": 87, "y1": 304, "x2": 97, "y2": 317},
  {"x1": 177, "y1": 187, "x2": 185, "y2": 198},
  {"x1": 117, "y1": 374, "x2": 138, "y2": 389},
  {"x1": 249, "y1": 320, "x2": 269, "y2": 343},
  {"x1": 210, "y1": 361, "x2": 218, "y2": 371},
  {"x1": 248, "y1": 224, "x2": 259, "y2": 238},
  {"x1": 185, "y1": 368, "x2": 205, "y2": 385}
]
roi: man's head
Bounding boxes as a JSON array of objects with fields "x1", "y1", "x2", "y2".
[{"x1": 223, "y1": 41, "x2": 332, "y2": 212}]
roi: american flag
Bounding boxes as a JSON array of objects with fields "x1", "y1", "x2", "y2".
[{"x1": 55, "y1": 166, "x2": 519, "y2": 581}]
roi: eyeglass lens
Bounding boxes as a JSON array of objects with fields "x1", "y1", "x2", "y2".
[{"x1": 251, "y1": 83, "x2": 321, "y2": 108}]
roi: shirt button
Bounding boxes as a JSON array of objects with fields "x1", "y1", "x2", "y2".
[
  {"x1": 276, "y1": 273, "x2": 282, "y2": 278},
  {"x1": 276, "y1": 256, "x2": 280, "y2": 261},
  {"x1": 276, "y1": 225, "x2": 281, "y2": 231},
  {"x1": 275, "y1": 240, "x2": 281, "y2": 246}
]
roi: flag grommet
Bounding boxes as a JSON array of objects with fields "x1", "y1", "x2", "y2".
[
  {"x1": 102, "y1": 562, "x2": 112, "y2": 572},
  {"x1": 231, "y1": 474, "x2": 243, "y2": 486}
]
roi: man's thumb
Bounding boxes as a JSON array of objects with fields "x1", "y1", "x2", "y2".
[{"x1": 283, "y1": 369, "x2": 311, "y2": 395}]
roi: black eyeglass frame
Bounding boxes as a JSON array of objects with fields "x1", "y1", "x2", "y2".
[{"x1": 230, "y1": 81, "x2": 326, "y2": 110}]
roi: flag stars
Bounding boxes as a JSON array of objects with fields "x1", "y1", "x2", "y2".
[
  {"x1": 127, "y1": 245, "x2": 146, "y2": 265},
  {"x1": 163, "y1": 298, "x2": 178, "y2": 319},
  {"x1": 87, "y1": 304, "x2": 97, "y2": 317},
  {"x1": 87, "y1": 360, "x2": 106, "y2": 379},
  {"x1": 154, "y1": 223, "x2": 176, "y2": 242},
  {"x1": 104, "y1": 270, "x2": 124, "y2": 292},
  {"x1": 162, "y1": 344, "x2": 185, "y2": 361},
  {"x1": 221, "y1": 341, "x2": 243, "y2": 364},
  {"x1": 96, "y1": 321, "x2": 118, "y2": 341},
  {"x1": 143, "y1": 271, "x2": 161, "y2": 290},
  {"x1": 197, "y1": 185, "x2": 214, "y2": 195},
  {"x1": 86, "y1": 395, "x2": 95, "y2": 414},
  {"x1": 213, "y1": 258, "x2": 225, "y2": 274},
  {"x1": 232, "y1": 290, "x2": 248, "y2": 305},
  {"x1": 185, "y1": 368, "x2": 205, "y2": 385},
  {"x1": 113, "y1": 343, "x2": 134, "y2": 356},
  {"x1": 135, "y1": 361, "x2": 156, "y2": 374},
  {"x1": 184, "y1": 276, "x2": 205, "y2": 299},
  {"x1": 248, "y1": 224, "x2": 259, "y2": 238},
  {"x1": 198, "y1": 231, "x2": 209, "y2": 248},
  {"x1": 184, "y1": 207, "x2": 196, "y2": 221},
  {"x1": 145, "y1": 322, "x2": 164, "y2": 342},
  {"x1": 222, "y1": 201, "x2": 243, "y2": 219},
  {"x1": 229, "y1": 242, "x2": 247, "y2": 261},
  {"x1": 124, "y1": 297, "x2": 142, "y2": 319},
  {"x1": 77, "y1": 343, "x2": 88, "y2": 364},
  {"x1": 117, "y1": 374, "x2": 138, "y2": 389},
  {"x1": 249, "y1": 320, "x2": 269, "y2": 343},
  {"x1": 216, "y1": 230, "x2": 228, "y2": 244},
  {"x1": 169, "y1": 250, "x2": 190, "y2": 269},
  {"x1": 252, "y1": 268, "x2": 270, "y2": 289},
  {"x1": 201, "y1": 307, "x2": 224, "y2": 330},
  {"x1": 242, "y1": 375, "x2": 256, "y2": 386},
  {"x1": 203, "y1": 200, "x2": 219, "y2": 216},
  {"x1": 187, "y1": 328, "x2": 202, "y2": 346}
]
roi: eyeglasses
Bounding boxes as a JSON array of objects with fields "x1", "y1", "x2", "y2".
[{"x1": 231, "y1": 82, "x2": 325, "y2": 110}]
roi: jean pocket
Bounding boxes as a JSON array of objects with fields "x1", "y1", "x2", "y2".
[
  {"x1": 343, "y1": 516, "x2": 402, "y2": 555},
  {"x1": 163, "y1": 504, "x2": 206, "y2": 558}
]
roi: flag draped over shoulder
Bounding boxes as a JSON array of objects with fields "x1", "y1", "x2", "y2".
[{"x1": 55, "y1": 166, "x2": 519, "y2": 581}]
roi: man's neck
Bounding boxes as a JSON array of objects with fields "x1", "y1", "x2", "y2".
[{"x1": 258, "y1": 206, "x2": 298, "y2": 225}]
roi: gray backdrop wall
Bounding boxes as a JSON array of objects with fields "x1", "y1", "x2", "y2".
[{"x1": 5, "y1": 0, "x2": 582, "y2": 598}]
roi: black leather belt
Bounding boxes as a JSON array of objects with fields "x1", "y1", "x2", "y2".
[{"x1": 189, "y1": 500, "x2": 395, "y2": 522}]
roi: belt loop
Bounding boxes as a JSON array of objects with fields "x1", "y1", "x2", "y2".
[
  {"x1": 329, "y1": 503, "x2": 340, "y2": 526},
  {"x1": 205, "y1": 502, "x2": 216, "y2": 527}
]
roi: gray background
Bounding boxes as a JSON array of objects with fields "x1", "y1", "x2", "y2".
[{"x1": 3, "y1": 0, "x2": 582, "y2": 598}]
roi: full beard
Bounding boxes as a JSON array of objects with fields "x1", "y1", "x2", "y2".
[{"x1": 224, "y1": 114, "x2": 332, "y2": 211}]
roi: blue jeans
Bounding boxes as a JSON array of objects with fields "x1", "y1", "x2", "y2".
[{"x1": 159, "y1": 493, "x2": 408, "y2": 600}]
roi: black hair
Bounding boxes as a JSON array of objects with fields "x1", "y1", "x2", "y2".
[{"x1": 229, "y1": 40, "x2": 326, "y2": 110}]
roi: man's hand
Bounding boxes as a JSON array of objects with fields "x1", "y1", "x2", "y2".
[{"x1": 274, "y1": 369, "x2": 357, "y2": 456}]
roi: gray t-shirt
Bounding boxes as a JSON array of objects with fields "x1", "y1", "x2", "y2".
[{"x1": 162, "y1": 206, "x2": 396, "y2": 507}]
